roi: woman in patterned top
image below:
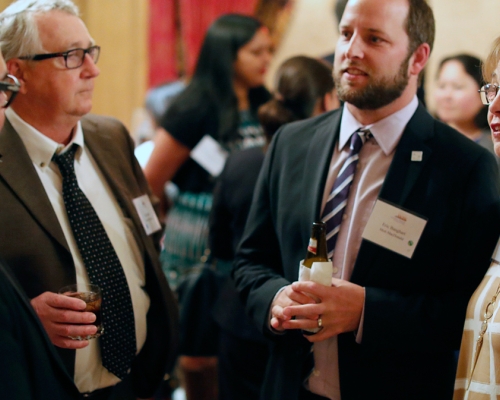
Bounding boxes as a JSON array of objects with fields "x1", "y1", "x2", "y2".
[{"x1": 454, "y1": 36, "x2": 500, "y2": 399}]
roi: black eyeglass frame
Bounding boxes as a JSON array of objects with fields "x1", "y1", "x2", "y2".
[
  {"x1": 479, "y1": 83, "x2": 500, "y2": 105},
  {"x1": 19, "y1": 45, "x2": 101, "y2": 70},
  {"x1": 0, "y1": 74, "x2": 20, "y2": 108}
]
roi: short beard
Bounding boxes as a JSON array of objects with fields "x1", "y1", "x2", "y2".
[{"x1": 334, "y1": 55, "x2": 411, "y2": 110}]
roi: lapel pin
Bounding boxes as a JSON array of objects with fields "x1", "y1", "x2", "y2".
[{"x1": 411, "y1": 151, "x2": 423, "y2": 162}]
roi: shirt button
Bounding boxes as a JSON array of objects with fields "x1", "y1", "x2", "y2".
[
  {"x1": 313, "y1": 369, "x2": 320, "y2": 377},
  {"x1": 332, "y1": 267, "x2": 339, "y2": 274},
  {"x1": 342, "y1": 213, "x2": 348, "y2": 221},
  {"x1": 40, "y1": 162, "x2": 46, "y2": 167}
]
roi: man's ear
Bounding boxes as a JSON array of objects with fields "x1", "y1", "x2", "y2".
[
  {"x1": 7, "y1": 59, "x2": 27, "y2": 94},
  {"x1": 408, "y1": 43, "x2": 430, "y2": 77}
]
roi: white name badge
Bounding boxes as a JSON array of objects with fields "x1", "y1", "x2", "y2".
[
  {"x1": 190, "y1": 135, "x2": 229, "y2": 177},
  {"x1": 132, "y1": 194, "x2": 162, "y2": 235},
  {"x1": 362, "y1": 200, "x2": 427, "y2": 259}
]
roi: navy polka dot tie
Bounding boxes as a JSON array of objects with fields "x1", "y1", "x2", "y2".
[{"x1": 53, "y1": 144, "x2": 136, "y2": 380}]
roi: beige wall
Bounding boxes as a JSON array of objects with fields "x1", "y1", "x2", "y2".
[
  {"x1": 266, "y1": 0, "x2": 337, "y2": 89},
  {"x1": 77, "y1": 0, "x2": 148, "y2": 131}
]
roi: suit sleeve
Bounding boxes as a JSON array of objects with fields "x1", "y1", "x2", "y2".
[
  {"x1": 362, "y1": 149, "x2": 500, "y2": 352},
  {"x1": 0, "y1": 266, "x2": 39, "y2": 399},
  {"x1": 109, "y1": 120, "x2": 179, "y2": 395},
  {"x1": 232, "y1": 130, "x2": 291, "y2": 336},
  {"x1": 0, "y1": 298, "x2": 33, "y2": 399}
]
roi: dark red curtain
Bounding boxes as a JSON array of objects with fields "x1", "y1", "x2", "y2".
[
  {"x1": 179, "y1": 0, "x2": 257, "y2": 78},
  {"x1": 148, "y1": 0, "x2": 178, "y2": 88},
  {"x1": 148, "y1": 0, "x2": 258, "y2": 88}
]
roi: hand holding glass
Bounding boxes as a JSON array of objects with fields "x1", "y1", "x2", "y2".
[{"x1": 58, "y1": 283, "x2": 103, "y2": 340}]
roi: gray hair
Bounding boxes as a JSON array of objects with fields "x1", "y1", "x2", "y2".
[{"x1": 0, "y1": 0, "x2": 79, "y2": 61}]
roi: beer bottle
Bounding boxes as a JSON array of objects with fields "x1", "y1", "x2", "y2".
[
  {"x1": 303, "y1": 221, "x2": 328, "y2": 268},
  {"x1": 300, "y1": 221, "x2": 329, "y2": 335}
]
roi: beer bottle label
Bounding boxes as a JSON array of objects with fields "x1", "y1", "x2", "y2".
[{"x1": 307, "y1": 238, "x2": 317, "y2": 254}]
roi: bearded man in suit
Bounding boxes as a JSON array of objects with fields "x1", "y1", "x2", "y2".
[
  {"x1": 0, "y1": 1, "x2": 178, "y2": 399},
  {"x1": 233, "y1": 0, "x2": 500, "y2": 399}
]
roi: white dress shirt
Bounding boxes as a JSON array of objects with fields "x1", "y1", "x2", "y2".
[
  {"x1": 308, "y1": 96, "x2": 419, "y2": 399},
  {"x1": 5, "y1": 108, "x2": 150, "y2": 393}
]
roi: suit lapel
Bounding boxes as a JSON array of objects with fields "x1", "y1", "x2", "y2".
[
  {"x1": 351, "y1": 104, "x2": 435, "y2": 281},
  {"x1": 300, "y1": 111, "x2": 342, "y2": 243},
  {"x1": 82, "y1": 117, "x2": 131, "y2": 214},
  {"x1": 378, "y1": 104, "x2": 434, "y2": 205},
  {"x1": 0, "y1": 120, "x2": 69, "y2": 252}
]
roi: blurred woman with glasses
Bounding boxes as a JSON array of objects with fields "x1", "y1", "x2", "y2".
[
  {"x1": 454, "y1": 38, "x2": 500, "y2": 398},
  {"x1": 434, "y1": 54, "x2": 499, "y2": 169},
  {"x1": 144, "y1": 13, "x2": 272, "y2": 400}
]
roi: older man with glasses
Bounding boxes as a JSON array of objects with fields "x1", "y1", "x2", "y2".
[
  {"x1": 0, "y1": 1, "x2": 178, "y2": 399},
  {"x1": 0, "y1": 48, "x2": 80, "y2": 399}
]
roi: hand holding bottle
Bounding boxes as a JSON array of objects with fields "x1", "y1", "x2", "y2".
[
  {"x1": 285, "y1": 278, "x2": 365, "y2": 342},
  {"x1": 270, "y1": 285, "x2": 317, "y2": 332},
  {"x1": 299, "y1": 222, "x2": 332, "y2": 333}
]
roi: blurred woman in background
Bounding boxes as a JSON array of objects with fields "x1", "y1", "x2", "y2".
[
  {"x1": 434, "y1": 54, "x2": 498, "y2": 164},
  {"x1": 210, "y1": 55, "x2": 339, "y2": 400},
  {"x1": 144, "y1": 13, "x2": 272, "y2": 399}
]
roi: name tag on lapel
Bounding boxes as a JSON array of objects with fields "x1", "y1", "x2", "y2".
[
  {"x1": 362, "y1": 200, "x2": 427, "y2": 259},
  {"x1": 133, "y1": 194, "x2": 161, "y2": 235}
]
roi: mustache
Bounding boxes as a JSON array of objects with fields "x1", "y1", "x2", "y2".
[{"x1": 337, "y1": 62, "x2": 368, "y2": 74}]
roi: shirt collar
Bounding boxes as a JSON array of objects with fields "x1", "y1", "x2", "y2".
[
  {"x1": 339, "y1": 95, "x2": 419, "y2": 156},
  {"x1": 5, "y1": 107, "x2": 85, "y2": 169}
]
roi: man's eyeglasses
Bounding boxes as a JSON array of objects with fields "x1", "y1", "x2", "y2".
[
  {"x1": 479, "y1": 83, "x2": 500, "y2": 105},
  {"x1": 19, "y1": 45, "x2": 100, "y2": 70},
  {"x1": 0, "y1": 74, "x2": 20, "y2": 108}
]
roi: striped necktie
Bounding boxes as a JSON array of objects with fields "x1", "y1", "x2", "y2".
[
  {"x1": 322, "y1": 128, "x2": 371, "y2": 258},
  {"x1": 53, "y1": 144, "x2": 136, "y2": 380}
]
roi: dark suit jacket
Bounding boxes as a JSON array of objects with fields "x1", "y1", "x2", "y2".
[
  {"x1": 0, "y1": 114, "x2": 178, "y2": 398},
  {"x1": 233, "y1": 105, "x2": 500, "y2": 400},
  {"x1": 0, "y1": 259, "x2": 79, "y2": 399},
  {"x1": 210, "y1": 146, "x2": 268, "y2": 340},
  {"x1": 209, "y1": 147, "x2": 270, "y2": 400}
]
